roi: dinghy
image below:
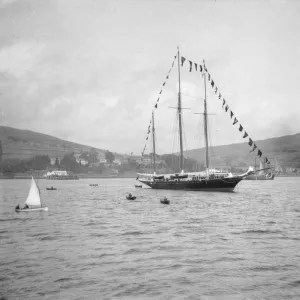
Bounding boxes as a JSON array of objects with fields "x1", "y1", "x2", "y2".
[
  {"x1": 46, "y1": 186, "x2": 57, "y2": 190},
  {"x1": 126, "y1": 193, "x2": 136, "y2": 200},
  {"x1": 160, "y1": 197, "x2": 170, "y2": 205},
  {"x1": 15, "y1": 177, "x2": 48, "y2": 212},
  {"x1": 134, "y1": 185, "x2": 142, "y2": 188}
]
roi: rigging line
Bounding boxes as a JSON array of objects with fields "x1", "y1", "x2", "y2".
[
  {"x1": 180, "y1": 93, "x2": 202, "y2": 100},
  {"x1": 181, "y1": 115, "x2": 188, "y2": 171},
  {"x1": 170, "y1": 111, "x2": 178, "y2": 172},
  {"x1": 207, "y1": 117, "x2": 216, "y2": 169}
]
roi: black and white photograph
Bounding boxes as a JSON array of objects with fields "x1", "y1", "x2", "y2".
[{"x1": 0, "y1": 0, "x2": 300, "y2": 299}]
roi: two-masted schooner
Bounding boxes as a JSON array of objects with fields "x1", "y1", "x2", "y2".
[{"x1": 137, "y1": 48, "x2": 256, "y2": 192}]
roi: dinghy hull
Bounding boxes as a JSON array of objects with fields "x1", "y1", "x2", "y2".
[{"x1": 15, "y1": 207, "x2": 48, "y2": 212}]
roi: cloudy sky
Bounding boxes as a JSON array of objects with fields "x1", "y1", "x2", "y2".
[{"x1": 0, "y1": 0, "x2": 299, "y2": 155}]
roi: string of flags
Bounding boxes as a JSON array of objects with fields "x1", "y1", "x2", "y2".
[
  {"x1": 153, "y1": 53, "x2": 177, "y2": 110},
  {"x1": 180, "y1": 56, "x2": 271, "y2": 166},
  {"x1": 140, "y1": 53, "x2": 177, "y2": 157}
]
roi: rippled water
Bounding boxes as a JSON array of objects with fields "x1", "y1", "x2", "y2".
[{"x1": 1, "y1": 177, "x2": 300, "y2": 299}]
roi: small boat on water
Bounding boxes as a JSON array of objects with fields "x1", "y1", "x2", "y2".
[
  {"x1": 135, "y1": 185, "x2": 142, "y2": 188},
  {"x1": 126, "y1": 194, "x2": 136, "y2": 200},
  {"x1": 15, "y1": 177, "x2": 48, "y2": 212},
  {"x1": 89, "y1": 184, "x2": 98, "y2": 186},
  {"x1": 160, "y1": 197, "x2": 170, "y2": 205},
  {"x1": 46, "y1": 186, "x2": 57, "y2": 190}
]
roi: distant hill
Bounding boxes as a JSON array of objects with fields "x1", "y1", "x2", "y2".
[
  {"x1": 0, "y1": 126, "x2": 121, "y2": 160},
  {"x1": 182, "y1": 132, "x2": 300, "y2": 168}
]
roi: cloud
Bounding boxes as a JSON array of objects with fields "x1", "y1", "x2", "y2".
[
  {"x1": 0, "y1": 41, "x2": 44, "y2": 77},
  {"x1": 0, "y1": 0, "x2": 299, "y2": 155},
  {"x1": 0, "y1": 0, "x2": 19, "y2": 8}
]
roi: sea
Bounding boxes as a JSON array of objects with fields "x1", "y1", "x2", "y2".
[{"x1": 0, "y1": 177, "x2": 300, "y2": 300}]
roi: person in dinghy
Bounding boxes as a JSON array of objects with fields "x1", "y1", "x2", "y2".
[{"x1": 15, "y1": 177, "x2": 48, "y2": 212}]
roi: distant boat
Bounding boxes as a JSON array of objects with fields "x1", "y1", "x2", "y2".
[
  {"x1": 45, "y1": 170, "x2": 79, "y2": 180},
  {"x1": 126, "y1": 194, "x2": 136, "y2": 200},
  {"x1": 46, "y1": 186, "x2": 57, "y2": 190},
  {"x1": 160, "y1": 197, "x2": 170, "y2": 205},
  {"x1": 89, "y1": 184, "x2": 98, "y2": 186},
  {"x1": 135, "y1": 185, "x2": 142, "y2": 188},
  {"x1": 15, "y1": 177, "x2": 48, "y2": 212},
  {"x1": 244, "y1": 158, "x2": 275, "y2": 180}
]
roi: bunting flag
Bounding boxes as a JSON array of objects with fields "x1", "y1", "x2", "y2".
[
  {"x1": 181, "y1": 56, "x2": 186, "y2": 66},
  {"x1": 257, "y1": 150, "x2": 262, "y2": 157},
  {"x1": 146, "y1": 137, "x2": 148, "y2": 140},
  {"x1": 203, "y1": 60, "x2": 271, "y2": 167},
  {"x1": 249, "y1": 144, "x2": 257, "y2": 152},
  {"x1": 189, "y1": 60, "x2": 192, "y2": 72},
  {"x1": 208, "y1": 73, "x2": 211, "y2": 81},
  {"x1": 194, "y1": 63, "x2": 197, "y2": 71},
  {"x1": 172, "y1": 56, "x2": 175, "y2": 68},
  {"x1": 199, "y1": 65, "x2": 202, "y2": 72},
  {"x1": 141, "y1": 52, "x2": 177, "y2": 156}
]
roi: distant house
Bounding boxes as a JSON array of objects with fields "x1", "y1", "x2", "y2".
[
  {"x1": 50, "y1": 157, "x2": 61, "y2": 165},
  {"x1": 98, "y1": 153, "x2": 107, "y2": 163},
  {"x1": 113, "y1": 159, "x2": 121, "y2": 165}
]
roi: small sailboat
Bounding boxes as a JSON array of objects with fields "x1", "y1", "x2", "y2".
[{"x1": 15, "y1": 177, "x2": 48, "y2": 212}]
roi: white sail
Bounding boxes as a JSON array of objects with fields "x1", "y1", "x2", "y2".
[
  {"x1": 258, "y1": 159, "x2": 265, "y2": 176},
  {"x1": 25, "y1": 177, "x2": 42, "y2": 207}
]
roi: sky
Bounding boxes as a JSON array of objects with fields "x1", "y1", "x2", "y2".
[{"x1": 0, "y1": 0, "x2": 299, "y2": 155}]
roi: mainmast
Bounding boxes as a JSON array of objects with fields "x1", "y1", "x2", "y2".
[
  {"x1": 152, "y1": 111, "x2": 156, "y2": 174},
  {"x1": 203, "y1": 64, "x2": 209, "y2": 177},
  {"x1": 177, "y1": 47, "x2": 184, "y2": 173}
]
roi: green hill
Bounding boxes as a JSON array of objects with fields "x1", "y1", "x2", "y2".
[
  {"x1": 0, "y1": 126, "x2": 120, "y2": 160},
  {"x1": 1, "y1": 126, "x2": 300, "y2": 169},
  {"x1": 183, "y1": 132, "x2": 300, "y2": 168}
]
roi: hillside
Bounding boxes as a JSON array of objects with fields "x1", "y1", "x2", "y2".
[
  {"x1": 183, "y1": 132, "x2": 300, "y2": 168},
  {"x1": 0, "y1": 126, "x2": 121, "y2": 160}
]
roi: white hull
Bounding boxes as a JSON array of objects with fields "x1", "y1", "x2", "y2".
[{"x1": 15, "y1": 207, "x2": 48, "y2": 212}]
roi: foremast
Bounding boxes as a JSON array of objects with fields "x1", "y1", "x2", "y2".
[
  {"x1": 203, "y1": 61, "x2": 209, "y2": 178},
  {"x1": 152, "y1": 111, "x2": 156, "y2": 175},
  {"x1": 177, "y1": 47, "x2": 184, "y2": 173}
]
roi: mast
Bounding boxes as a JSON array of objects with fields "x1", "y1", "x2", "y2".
[
  {"x1": 152, "y1": 111, "x2": 156, "y2": 174},
  {"x1": 203, "y1": 65, "x2": 209, "y2": 177},
  {"x1": 177, "y1": 47, "x2": 184, "y2": 173}
]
